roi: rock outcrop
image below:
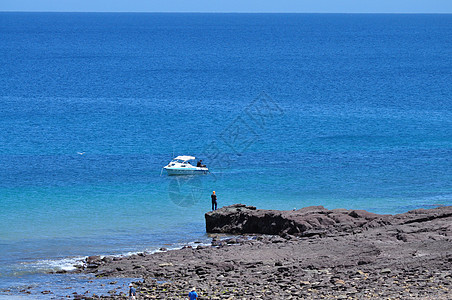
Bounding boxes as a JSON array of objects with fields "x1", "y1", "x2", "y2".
[
  {"x1": 205, "y1": 204, "x2": 452, "y2": 237},
  {"x1": 63, "y1": 204, "x2": 451, "y2": 299}
]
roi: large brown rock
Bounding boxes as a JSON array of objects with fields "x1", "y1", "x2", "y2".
[{"x1": 205, "y1": 204, "x2": 452, "y2": 237}]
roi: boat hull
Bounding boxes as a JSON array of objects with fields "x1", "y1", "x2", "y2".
[{"x1": 164, "y1": 167, "x2": 209, "y2": 176}]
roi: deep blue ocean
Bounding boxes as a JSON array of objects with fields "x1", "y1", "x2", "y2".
[{"x1": 0, "y1": 13, "x2": 451, "y2": 298}]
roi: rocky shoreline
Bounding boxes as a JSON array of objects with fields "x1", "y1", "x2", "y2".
[{"x1": 70, "y1": 205, "x2": 450, "y2": 299}]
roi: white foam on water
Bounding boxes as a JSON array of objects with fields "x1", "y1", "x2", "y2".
[
  {"x1": 20, "y1": 256, "x2": 86, "y2": 274},
  {"x1": 0, "y1": 296, "x2": 37, "y2": 299},
  {"x1": 109, "y1": 240, "x2": 212, "y2": 259},
  {"x1": 7, "y1": 238, "x2": 213, "y2": 280}
]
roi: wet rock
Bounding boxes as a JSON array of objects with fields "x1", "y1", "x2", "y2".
[
  {"x1": 102, "y1": 256, "x2": 113, "y2": 263},
  {"x1": 86, "y1": 256, "x2": 102, "y2": 264},
  {"x1": 86, "y1": 264, "x2": 99, "y2": 269}
]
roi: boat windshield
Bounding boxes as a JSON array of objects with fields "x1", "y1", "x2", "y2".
[{"x1": 172, "y1": 159, "x2": 192, "y2": 164}]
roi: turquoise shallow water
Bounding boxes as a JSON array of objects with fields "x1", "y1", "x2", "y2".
[{"x1": 0, "y1": 13, "x2": 451, "y2": 296}]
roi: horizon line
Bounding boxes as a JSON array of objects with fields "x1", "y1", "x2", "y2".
[{"x1": 1, "y1": 11, "x2": 452, "y2": 14}]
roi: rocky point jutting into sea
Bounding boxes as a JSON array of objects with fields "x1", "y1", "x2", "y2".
[{"x1": 70, "y1": 204, "x2": 451, "y2": 299}]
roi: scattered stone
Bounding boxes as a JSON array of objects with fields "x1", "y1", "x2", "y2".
[{"x1": 159, "y1": 263, "x2": 173, "y2": 267}]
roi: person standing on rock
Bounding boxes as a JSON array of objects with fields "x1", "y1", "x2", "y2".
[
  {"x1": 211, "y1": 191, "x2": 217, "y2": 211},
  {"x1": 129, "y1": 283, "x2": 137, "y2": 300},
  {"x1": 188, "y1": 287, "x2": 198, "y2": 300}
]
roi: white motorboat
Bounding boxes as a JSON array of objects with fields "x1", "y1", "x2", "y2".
[{"x1": 163, "y1": 155, "x2": 209, "y2": 175}]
